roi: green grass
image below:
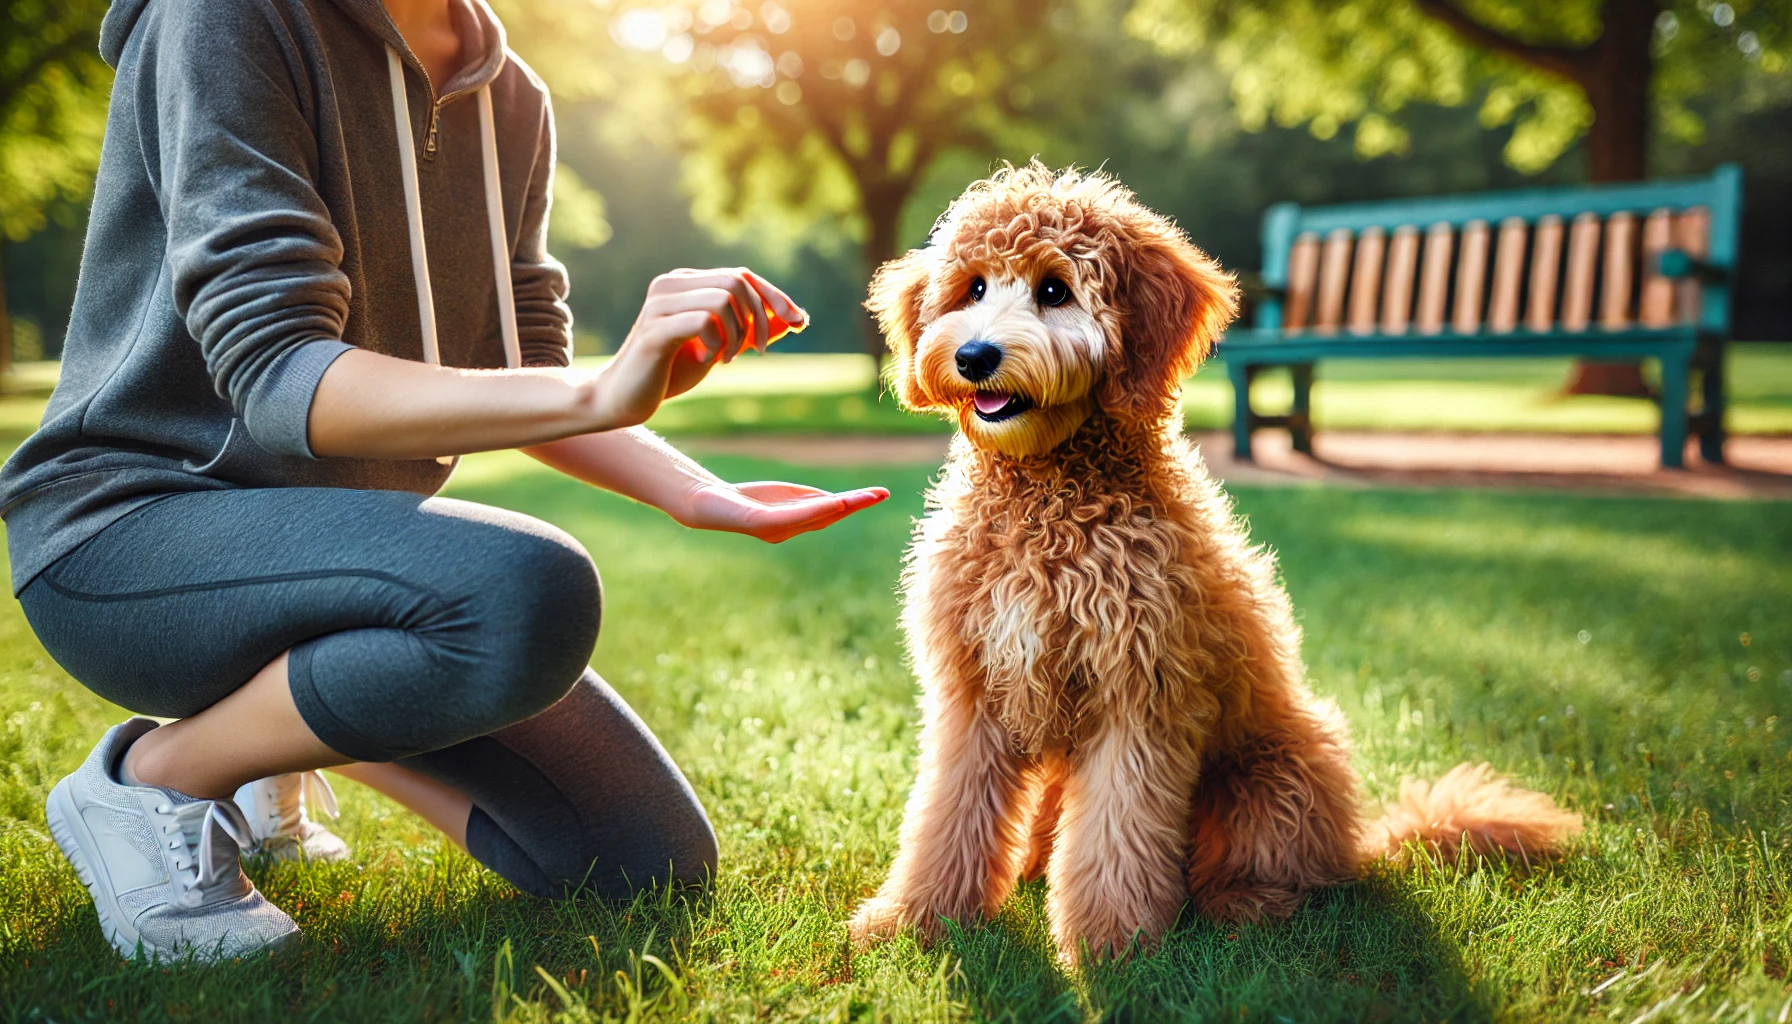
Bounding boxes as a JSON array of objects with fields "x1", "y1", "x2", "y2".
[{"x1": 0, "y1": 403, "x2": 1789, "y2": 1020}]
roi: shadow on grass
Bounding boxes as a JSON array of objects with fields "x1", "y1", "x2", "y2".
[
  {"x1": 940, "y1": 877, "x2": 1487, "y2": 1024},
  {"x1": 5, "y1": 855, "x2": 708, "y2": 1022}
]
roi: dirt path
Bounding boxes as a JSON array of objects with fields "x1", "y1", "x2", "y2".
[{"x1": 684, "y1": 431, "x2": 1792, "y2": 500}]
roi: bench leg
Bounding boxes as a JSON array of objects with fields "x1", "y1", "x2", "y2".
[
  {"x1": 1698, "y1": 343, "x2": 1726, "y2": 466},
  {"x1": 1290, "y1": 363, "x2": 1314, "y2": 455},
  {"x1": 1230, "y1": 363, "x2": 1255, "y2": 461},
  {"x1": 1658, "y1": 355, "x2": 1689, "y2": 470}
]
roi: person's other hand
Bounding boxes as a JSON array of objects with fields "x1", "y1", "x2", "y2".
[
  {"x1": 678, "y1": 480, "x2": 889, "y2": 543},
  {"x1": 590, "y1": 268, "x2": 805, "y2": 430}
]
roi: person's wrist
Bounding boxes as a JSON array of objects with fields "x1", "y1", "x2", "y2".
[{"x1": 576, "y1": 365, "x2": 647, "y2": 434}]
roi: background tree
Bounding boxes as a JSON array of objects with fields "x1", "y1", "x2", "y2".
[
  {"x1": 1126, "y1": 0, "x2": 1790, "y2": 393},
  {"x1": 0, "y1": 0, "x2": 111, "y2": 377},
  {"x1": 604, "y1": 0, "x2": 1087, "y2": 364}
]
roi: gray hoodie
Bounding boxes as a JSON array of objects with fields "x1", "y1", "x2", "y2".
[{"x1": 0, "y1": 0, "x2": 572, "y2": 592}]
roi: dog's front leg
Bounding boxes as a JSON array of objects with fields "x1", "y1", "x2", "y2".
[
  {"x1": 1047, "y1": 716, "x2": 1199, "y2": 964},
  {"x1": 848, "y1": 687, "x2": 1030, "y2": 947}
]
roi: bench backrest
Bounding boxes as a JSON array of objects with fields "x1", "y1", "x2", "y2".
[{"x1": 1255, "y1": 164, "x2": 1742, "y2": 341}]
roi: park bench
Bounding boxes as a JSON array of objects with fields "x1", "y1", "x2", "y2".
[{"x1": 1219, "y1": 164, "x2": 1743, "y2": 468}]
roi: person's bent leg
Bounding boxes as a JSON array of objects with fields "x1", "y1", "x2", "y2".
[
  {"x1": 22, "y1": 488, "x2": 602, "y2": 788},
  {"x1": 20, "y1": 487, "x2": 605, "y2": 958},
  {"x1": 399, "y1": 668, "x2": 718, "y2": 899}
]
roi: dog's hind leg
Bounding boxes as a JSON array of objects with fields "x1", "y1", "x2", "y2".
[
  {"x1": 848, "y1": 688, "x2": 1032, "y2": 947},
  {"x1": 1185, "y1": 697, "x2": 1362, "y2": 923},
  {"x1": 1046, "y1": 718, "x2": 1201, "y2": 964}
]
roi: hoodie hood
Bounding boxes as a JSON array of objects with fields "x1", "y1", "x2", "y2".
[
  {"x1": 102, "y1": 0, "x2": 508, "y2": 96},
  {"x1": 99, "y1": 0, "x2": 149, "y2": 66}
]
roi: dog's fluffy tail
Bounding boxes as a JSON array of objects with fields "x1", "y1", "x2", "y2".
[{"x1": 1361, "y1": 763, "x2": 1582, "y2": 866}]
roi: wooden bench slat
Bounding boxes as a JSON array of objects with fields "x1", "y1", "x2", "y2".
[
  {"x1": 1639, "y1": 208, "x2": 1675, "y2": 328},
  {"x1": 1416, "y1": 222, "x2": 1453, "y2": 335},
  {"x1": 1488, "y1": 217, "x2": 1527, "y2": 334},
  {"x1": 1283, "y1": 231, "x2": 1320, "y2": 333},
  {"x1": 1380, "y1": 225, "x2": 1419, "y2": 335},
  {"x1": 1315, "y1": 228, "x2": 1353, "y2": 334},
  {"x1": 1562, "y1": 212, "x2": 1601, "y2": 333},
  {"x1": 1452, "y1": 219, "x2": 1491, "y2": 334},
  {"x1": 1675, "y1": 206, "x2": 1709, "y2": 325},
  {"x1": 1601, "y1": 211, "x2": 1638, "y2": 330},
  {"x1": 1348, "y1": 226, "x2": 1386, "y2": 335},
  {"x1": 1525, "y1": 214, "x2": 1564, "y2": 333}
]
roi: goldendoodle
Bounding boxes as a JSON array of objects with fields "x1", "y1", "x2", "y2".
[{"x1": 848, "y1": 164, "x2": 1581, "y2": 965}]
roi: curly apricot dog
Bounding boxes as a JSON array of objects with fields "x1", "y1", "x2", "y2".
[{"x1": 848, "y1": 165, "x2": 1581, "y2": 965}]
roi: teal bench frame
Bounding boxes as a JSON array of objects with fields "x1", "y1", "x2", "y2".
[{"x1": 1220, "y1": 165, "x2": 1743, "y2": 469}]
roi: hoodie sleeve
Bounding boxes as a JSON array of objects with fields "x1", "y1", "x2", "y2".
[
  {"x1": 153, "y1": 1, "x2": 353, "y2": 459},
  {"x1": 511, "y1": 97, "x2": 574, "y2": 368}
]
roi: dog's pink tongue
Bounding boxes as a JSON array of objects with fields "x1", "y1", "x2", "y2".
[{"x1": 972, "y1": 392, "x2": 1013, "y2": 415}]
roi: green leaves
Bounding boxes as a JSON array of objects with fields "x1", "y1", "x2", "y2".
[{"x1": 0, "y1": 0, "x2": 111, "y2": 241}]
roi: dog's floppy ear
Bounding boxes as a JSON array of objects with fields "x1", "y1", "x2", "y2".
[
  {"x1": 1100, "y1": 225, "x2": 1239, "y2": 421},
  {"x1": 866, "y1": 248, "x2": 937, "y2": 410}
]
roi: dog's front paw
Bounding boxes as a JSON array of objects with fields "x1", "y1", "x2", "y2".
[{"x1": 847, "y1": 895, "x2": 910, "y2": 948}]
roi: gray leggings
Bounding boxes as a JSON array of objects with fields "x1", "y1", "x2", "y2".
[{"x1": 19, "y1": 487, "x2": 717, "y2": 899}]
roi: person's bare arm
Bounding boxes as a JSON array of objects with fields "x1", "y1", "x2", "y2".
[
  {"x1": 307, "y1": 268, "x2": 795, "y2": 460},
  {"x1": 525, "y1": 429, "x2": 888, "y2": 543}
]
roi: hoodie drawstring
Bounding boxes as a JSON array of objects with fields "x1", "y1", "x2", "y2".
[{"x1": 386, "y1": 46, "x2": 521, "y2": 375}]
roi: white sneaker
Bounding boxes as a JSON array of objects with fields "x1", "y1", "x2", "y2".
[
  {"x1": 44, "y1": 717, "x2": 300, "y2": 961},
  {"x1": 233, "y1": 772, "x2": 350, "y2": 864}
]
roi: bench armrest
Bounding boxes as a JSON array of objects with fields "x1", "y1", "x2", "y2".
[{"x1": 1655, "y1": 249, "x2": 1727, "y2": 282}]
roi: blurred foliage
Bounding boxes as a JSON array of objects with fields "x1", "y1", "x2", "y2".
[
  {"x1": 593, "y1": 0, "x2": 1107, "y2": 355},
  {"x1": 547, "y1": 163, "x2": 613, "y2": 250},
  {"x1": 1127, "y1": 0, "x2": 1792, "y2": 176},
  {"x1": 0, "y1": 0, "x2": 110, "y2": 241}
]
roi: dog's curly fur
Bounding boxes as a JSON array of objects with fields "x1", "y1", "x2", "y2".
[{"x1": 848, "y1": 164, "x2": 1582, "y2": 965}]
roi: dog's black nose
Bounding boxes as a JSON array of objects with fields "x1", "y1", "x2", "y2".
[{"x1": 955, "y1": 340, "x2": 1003, "y2": 382}]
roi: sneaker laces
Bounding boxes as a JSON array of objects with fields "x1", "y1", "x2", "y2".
[
  {"x1": 155, "y1": 798, "x2": 254, "y2": 907},
  {"x1": 250, "y1": 771, "x2": 341, "y2": 840}
]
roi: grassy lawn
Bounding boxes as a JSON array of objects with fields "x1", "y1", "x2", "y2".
[{"x1": 0, "y1": 413, "x2": 1788, "y2": 1020}]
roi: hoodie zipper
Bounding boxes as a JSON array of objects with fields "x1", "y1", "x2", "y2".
[{"x1": 424, "y1": 102, "x2": 441, "y2": 158}]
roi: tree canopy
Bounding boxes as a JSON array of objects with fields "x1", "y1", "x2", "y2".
[
  {"x1": 1126, "y1": 0, "x2": 1791, "y2": 180},
  {"x1": 602, "y1": 0, "x2": 1095, "y2": 356}
]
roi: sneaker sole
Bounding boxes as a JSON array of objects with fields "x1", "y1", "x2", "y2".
[{"x1": 45, "y1": 776, "x2": 143, "y2": 960}]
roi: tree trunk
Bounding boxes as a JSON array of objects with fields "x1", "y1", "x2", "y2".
[
  {"x1": 859, "y1": 182, "x2": 907, "y2": 391},
  {"x1": 1563, "y1": 0, "x2": 1656, "y2": 397}
]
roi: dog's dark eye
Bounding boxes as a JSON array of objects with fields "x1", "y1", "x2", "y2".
[
  {"x1": 968, "y1": 277, "x2": 986, "y2": 302},
  {"x1": 1036, "y1": 277, "x2": 1070, "y2": 307}
]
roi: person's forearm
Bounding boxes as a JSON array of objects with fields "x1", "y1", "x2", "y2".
[
  {"x1": 307, "y1": 349, "x2": 608, "y2": 459},
  {"x1": 523, "y1": 427, "x2": 723, "y2": 524}
]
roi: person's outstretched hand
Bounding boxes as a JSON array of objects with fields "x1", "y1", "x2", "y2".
[{"x1": 680, "y1": 481, "x2": 889, "y2": 543}]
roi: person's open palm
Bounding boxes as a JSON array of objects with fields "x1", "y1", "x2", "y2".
[{"x1": 682, "y1": 480, "x2": 889, "y2": 543}]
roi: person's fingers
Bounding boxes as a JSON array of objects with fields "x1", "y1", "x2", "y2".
[
  {"x1": 735, "y1": 271, "x2": 770, "y2": 354},
  {"x1": 748, "y1": 487, "x2": 888, "y2": 536},
  {"x1": 741, "y1": 269, "x2": 806, "y2": 332}
]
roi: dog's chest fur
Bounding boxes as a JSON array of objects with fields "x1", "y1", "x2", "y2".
[{"x1": 907, "y1": 424, "x2": 1203, "y2": 753}]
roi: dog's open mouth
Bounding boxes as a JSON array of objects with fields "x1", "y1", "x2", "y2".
[{"x1": 971, "y1": 391, "x2": 1033, "y2": 423}]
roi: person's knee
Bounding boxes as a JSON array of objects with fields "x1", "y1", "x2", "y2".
[
  {"x1": 544, "y1": 797, "x2": 719, "y2": 900},
  {"x1": 461, "y1": 528, "x2": 602, "y2": 727}
]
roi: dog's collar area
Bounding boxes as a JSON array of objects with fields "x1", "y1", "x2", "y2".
[{"x1": 972, "y1": 392, "x2": 1033, "y2": 422}]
